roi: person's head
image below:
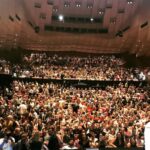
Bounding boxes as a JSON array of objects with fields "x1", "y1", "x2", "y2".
[
  {"x1": 14, "y1": 127, "x2": 21, "y2": 134},
  {"x1": 21, "y1": 133, "x2": 28, "y2": 142},
  {"x1": 4, "y1": 131, "x2": 11, "y2": 141},
  {"x1": 69, "y1": 139, "x2": 74, "y2": 147},
  {"x1": 32, "y1": 132, "x2": 40, "y2": 141}
]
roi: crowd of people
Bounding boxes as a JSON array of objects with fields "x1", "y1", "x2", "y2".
[
  {"x1": 0, "y1": 53, "x2": 149, "y2": 150},
  {"x1": 11, "y1": 53, "x2": 148, "y2": 81},
  {"x1": 0, "y1": 81, "x2": 149, "y2": 149},
  {"x1": 0, "y1": 59, "x2": 11, "y2": 74}
]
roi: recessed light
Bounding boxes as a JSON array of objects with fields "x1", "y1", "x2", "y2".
[{"x1": 58, "y1": 15, "x2": 64, "y2": 21}]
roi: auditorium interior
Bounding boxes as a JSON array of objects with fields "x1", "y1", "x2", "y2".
[{"x1": 0, "y1": 0, "x2": 150, "y2": 150}]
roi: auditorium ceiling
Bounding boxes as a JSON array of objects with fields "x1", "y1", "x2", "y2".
[{"x1": 0, "y1": 0, "x2": 150, "y2": 56}]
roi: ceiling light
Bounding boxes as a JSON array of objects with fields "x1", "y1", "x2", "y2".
[
  {"x1": 99, "y1": 11, "x2": 104, "y2": 15},
  {"x1": 87, "y1": 4, "x2": 93, "y2": 9},
  {"x1": 53, "y1": 8, "x2": 58, "y2": 12},
  {"x1": 76, "y1": 4, "x2": 81, "y2": 7},
  {"x1": 64, "y1": 3, "x2": 70, "y2": 7},
  {"x1": 58, "y1": 15, "x2": 64, "y2": 21},
  {"x1": 90, "y1": 18, "x2": 94, "y2": 22},
  {"x1": 127, "y1": 0, "x2": 134, "y2": 4}
]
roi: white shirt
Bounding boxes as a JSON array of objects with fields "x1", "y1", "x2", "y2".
[{"x1": 0, "y1": 138, "x2": 13, "y2": 150}]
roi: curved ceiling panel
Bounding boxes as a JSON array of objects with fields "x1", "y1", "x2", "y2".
[{"x1": 0, "y1": 0, "x2": 150, "y2": 56}]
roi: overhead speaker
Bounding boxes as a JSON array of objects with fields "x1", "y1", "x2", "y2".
[
  {"x1": 122, "y1": 25, "x2": 130, "y2": 32},
  {"x1": 115, "y1": 30, "x2": 123, "y2": 37},
  {"x1": 28, "y1": 21, "x2": 33, "y2": 27},
  {"x1": 9, "y1": 16, "x2": 14, "y2": 22},
  {"x1": 141, "y1": 21, "x2": 148, "y2": 28},
  {"x1": 34, "y1": 26, "x2": 40, "y2": 33},
  {"x1": 15, "y1": 14, "x2": 21, "y2": 21}
]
